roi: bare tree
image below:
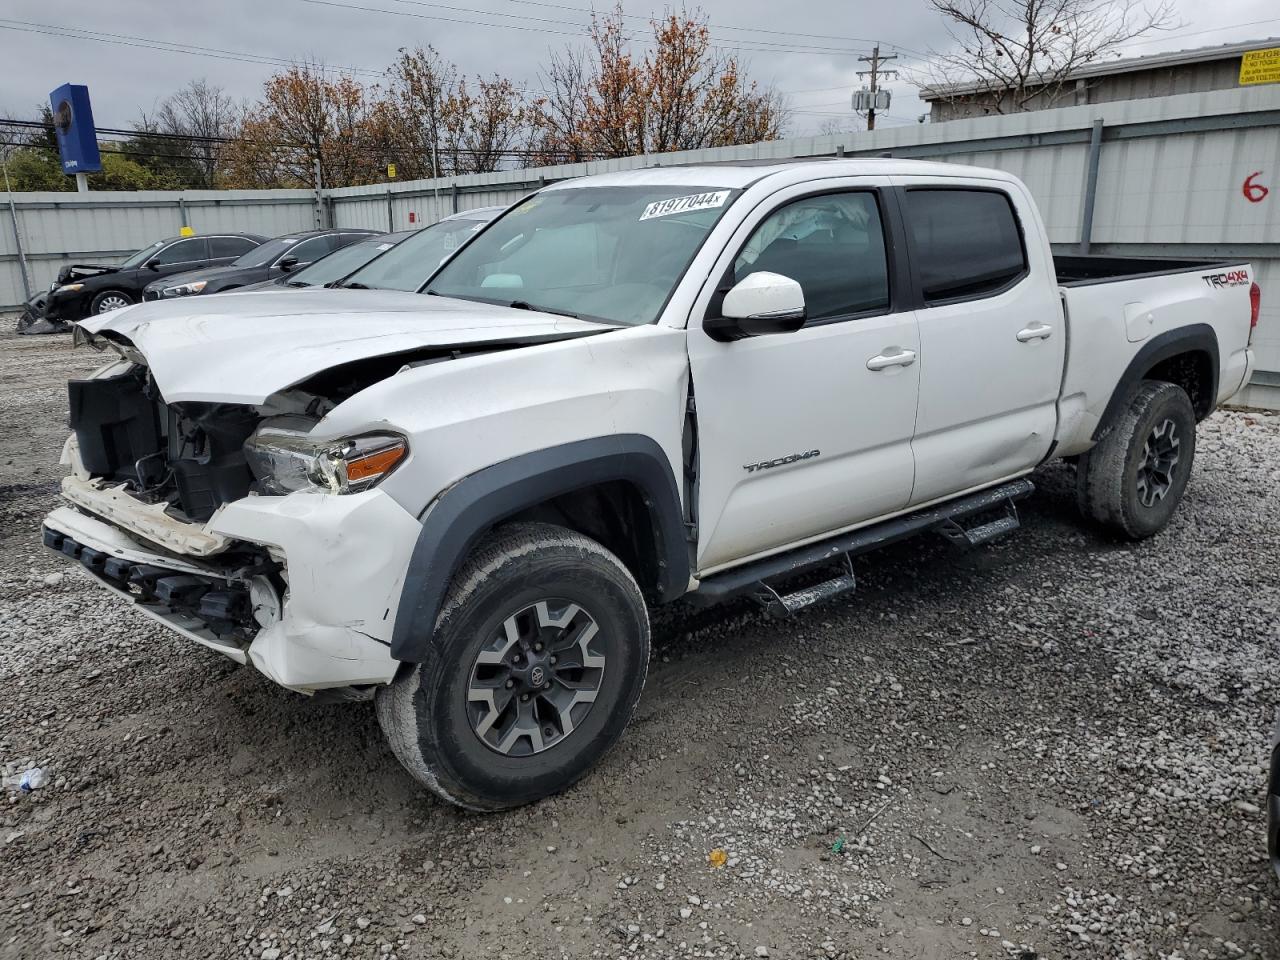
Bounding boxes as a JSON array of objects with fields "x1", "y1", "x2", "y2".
[
  {"x1": 135, "y1": 80, "x2": 242, "y2": 188},
  {"x1": 158, "y1": 80, "x2": 241, "y2": 187},
  {"x1": 529, "y1": 47, "x2": 593, "y2": 164},
  {"x1": 454, "y1": 76, "x2": 529, "y2": 174},
  {"x1": 919, "y1": 0, "x2": 1177, "y2": 114}
]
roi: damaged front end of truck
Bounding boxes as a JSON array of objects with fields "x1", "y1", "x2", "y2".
[
  {"x1": 42, "y1": 292, "x2": 617, "y2": 694},
  {"x1": 44, "y1": 349, "x2": 421, "y2": 696}
]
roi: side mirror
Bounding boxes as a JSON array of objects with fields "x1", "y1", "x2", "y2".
[
  {"x1": 147, "y1": 262, "x2": 161, "y2": 271},
  {"x1": 278, "y1": 256, "x2": 299, "y2": 271},
  {"x1": 705, "y1": 272, "x2": 806, "y2": 342}
]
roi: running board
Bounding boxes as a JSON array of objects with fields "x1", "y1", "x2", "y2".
[{"x1": 692, "y1": 478, "x2": 1035, "y2": 608}]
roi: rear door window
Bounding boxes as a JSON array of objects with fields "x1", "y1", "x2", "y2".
[
  {"x1": 902, "y1": 189, "x2": 1027, "y2": 304},
  {"x1": 150, "y1": 238, "x2": 209, "y2": 266},
  {"x1": 210, "y1": 236, "x2": 259, "y2": 258}
]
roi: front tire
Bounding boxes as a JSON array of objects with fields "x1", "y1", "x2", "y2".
[
  {"x1": 1076, "y1": 380, "x2": 1196, "y2": 540},
  {"x1": 376, "y1": 522, "x2": 650, "y2": 811},
  {"x1": 90, "y1": 289, "x2": 133, "y2": 314}
]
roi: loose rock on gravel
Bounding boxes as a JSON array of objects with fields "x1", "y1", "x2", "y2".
[{"x1": 1, "y1": 329, "x2": 1278, "y2": 959}]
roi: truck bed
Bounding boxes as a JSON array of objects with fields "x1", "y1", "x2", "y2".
[
  {"x1": 1054, "y1": 254, "x2": 1243, "y2": 287},
  {"x1": 1052, "y1": 252, "x2": 1255, "y2": 458}
]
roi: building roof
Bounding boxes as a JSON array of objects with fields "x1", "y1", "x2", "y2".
[{"x1": 920, "y1": 36, "x2": 1280, "y2": 100}]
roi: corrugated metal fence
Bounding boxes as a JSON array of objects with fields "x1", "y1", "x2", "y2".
[
  {"x1": 1, "y1": 188, "x2": 318, "y2": 305},
  {"x1": 5, "y1": 84, "x2": 1280, "y2": 402}
]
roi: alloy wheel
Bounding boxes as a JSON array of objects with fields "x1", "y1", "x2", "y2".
[
  {"x1": 465, "y1": 599, "x2": 607, "y2": 757},
  {"x1": 1135, "y1": 417, "x2": 1180, "y2": 508},
  {"x1": 96, "y1": 294, "x2": 130, "y2": 313}
]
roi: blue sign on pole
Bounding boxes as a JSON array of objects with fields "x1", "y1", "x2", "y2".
[{"x1": 49, "y1": 84, "x2": 102, "y2": 175}]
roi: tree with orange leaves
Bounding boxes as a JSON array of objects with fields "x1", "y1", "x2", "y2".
[
  {"x1": 383, "y1": 47, "x2": 529, "y2": 178},
  {"x1": 222, "y1": 63, "x2": 390, "y2": 188},
  {"x1": 532, "y1": 5, "x2": 786, "y2": 162}
]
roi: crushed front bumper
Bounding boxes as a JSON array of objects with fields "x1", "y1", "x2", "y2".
[
  {"x1": 44, "y1": 507, "x2": 254, "y2": 663},
  {"x1": 14, "y1": 291, "x2": 68, "y2": 335},
  {"x1": 43, "y1": 487, "x2": 423, "y2": 693}
]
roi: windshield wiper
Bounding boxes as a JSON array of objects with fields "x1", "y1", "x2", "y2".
[
  {"x1": 337, "y1": 281, "x2": 370, "y2": 290},
  {"x1": 285, "y1": 280, "x2": 310, "y2": 287},
  {"x1": 507, "y1": 299, "x2": 578, "y2": 319}
]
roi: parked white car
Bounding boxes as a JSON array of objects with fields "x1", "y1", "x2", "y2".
[{"x1": 46, "y1": 160, "x2": 1259, "y2": 810}]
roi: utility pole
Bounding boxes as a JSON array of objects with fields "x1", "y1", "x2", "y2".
[
  {"x1": 313, "y1": 156, "x2": 324, "y2": 229},
  {"x1": 857, "y1": 44, "x2": 898, "y2": 131}
]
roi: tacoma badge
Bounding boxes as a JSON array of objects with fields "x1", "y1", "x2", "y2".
[{"x1": 744, "y1": 450, "x2": 820, "y2": 473}]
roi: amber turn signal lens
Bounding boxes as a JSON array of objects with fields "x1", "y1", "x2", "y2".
[{"x1": 345, "y1": 442, "x2": 407, "y2": 483}]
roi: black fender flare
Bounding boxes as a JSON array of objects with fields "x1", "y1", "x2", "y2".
[
  {"x1": 390, "y1": 434, "x2": 689, "y2": 662},
  {"x1": 1091, "y1": 323, "x2": 1219, "y2": 441}
]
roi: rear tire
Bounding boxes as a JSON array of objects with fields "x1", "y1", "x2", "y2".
[
  {"x1": 1076, "y1": 380, "x2": 1196, "y2": 540},
  {"x1": 376, "y1": 522, "x2": 650, "y2": 811}
]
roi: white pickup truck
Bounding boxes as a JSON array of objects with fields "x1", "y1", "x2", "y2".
[{"x1": 45, "y1": 159, "x2": 1259, "y2": 810}]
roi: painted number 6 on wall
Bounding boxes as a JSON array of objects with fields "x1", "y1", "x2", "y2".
[{"x1": 1243, "y1": 171, "x2": 1269, "y2": 203}]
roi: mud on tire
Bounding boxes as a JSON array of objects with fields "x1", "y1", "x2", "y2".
[
  {"x1": 376, "y1": 522, "x2": 650, "y2": 811},
  {"x1": 1075, "y1": 380, "x2": 1197, "y2": 540}
]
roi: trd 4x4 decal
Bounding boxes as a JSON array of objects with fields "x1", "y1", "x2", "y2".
[{"x1": 1202, "y1": 269, "x2": 1250, "y2": 289}]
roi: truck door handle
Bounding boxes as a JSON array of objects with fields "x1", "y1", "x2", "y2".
[
  {"x1": 866, "y1": 348, "x2": 917, "y2": 371},
  {"x1": 1016, "y1": 323, "x2": 1053, "y2": 342}
]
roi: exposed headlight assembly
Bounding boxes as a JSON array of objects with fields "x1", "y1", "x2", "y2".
[
  {"x1": 161, "y1": 280, "x2": 208, "y2": 297},
  {"x1": 243, "y1": 420, "x2": 407, "y2": 496},
  {"x1": 56, "y1": 283, "x2": 84, "y2": 293}
]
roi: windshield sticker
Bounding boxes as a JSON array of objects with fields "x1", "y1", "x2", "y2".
[{"x1": 640, "y1": 190, "x2": 730, "y2": 221}]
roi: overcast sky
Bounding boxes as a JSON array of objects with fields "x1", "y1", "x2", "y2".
[{"x1": 2, "y1": 0, "x2": 1278, "y2": 139}]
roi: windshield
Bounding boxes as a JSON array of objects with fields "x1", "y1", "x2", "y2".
[
  {"x1": 283, "y1": 236, "x2": 402, "y2": 287},
  {"x1": 339, "y1": 218, "x2": 490, "y2": 291},
  {"x1": 426, "y1": 185, "x2": 737, "y2": 325},
  {"x1": 120, "y1": 240, "x2": 165, "y2": 269},
  {"x1": 234, "y1": 236, "x2": 299, "y2": 268}
]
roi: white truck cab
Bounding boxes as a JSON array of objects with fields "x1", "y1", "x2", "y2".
[{"x1": 45, "y1": 160, "x2": 1259, "y2": 809}]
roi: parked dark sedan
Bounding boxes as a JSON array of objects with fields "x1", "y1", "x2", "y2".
[
  {"x1": 144, "y1": 229, "x2": 379, "y2": 301},
  {"x1": 30, "y1": 233, "x2": 267, "y2": 329},
  {"x1": 231, "y1": 207, "x2": 505, "y2": 295},
  {"x1": 232, "y1": 230, "x2": 419, "y2": 293}
]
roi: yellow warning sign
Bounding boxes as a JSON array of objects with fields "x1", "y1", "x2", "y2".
[
  {"x1": 387, "y1": 163, "x2": 397, "y2": 178},
  {"x1": 179, "y1": 225, "x2": 195, "y2": 237},
  {"x1": 1240, "y1": 48, "x2": 1280, "y2": 86}
]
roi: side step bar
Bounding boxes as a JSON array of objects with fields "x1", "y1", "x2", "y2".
[
  {"x1": 752, "y1": 557, "x2": 857, "y2": 619},
  {"x1": 692, "y1": 478, "x2": 1035, "y2": 611},
  {"x1": 935, "y1": 498, "x2": 1022, "y2": 549}
]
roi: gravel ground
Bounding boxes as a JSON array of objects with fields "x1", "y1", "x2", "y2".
[{"x1": 1, "y1": 328, "x2": 1278, "y2": 960}]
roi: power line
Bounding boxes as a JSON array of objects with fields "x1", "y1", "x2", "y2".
[
  {"x1": 466, "y1": 0, "x2": 887, "y2": 45},
  {"x1": 0, "y1": 19, "x2": 386, "y2": 78},
  {"x1": 297, "y1": 0, "x2": 873, "y2": 56},
  {"x1": 1119, "y1": 18, "x2": 1280, "y2": 50}
]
